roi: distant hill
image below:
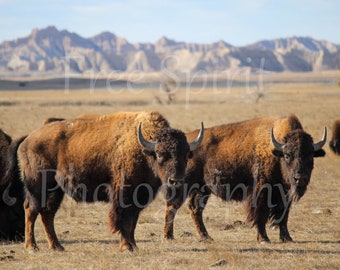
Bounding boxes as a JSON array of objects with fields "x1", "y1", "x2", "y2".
[
  {"x1": 248, "y1": 36, "x2": 339, "y2": 53},
  {"x1": 0, "y1": 26, "x2": 339, "y2": 75}
]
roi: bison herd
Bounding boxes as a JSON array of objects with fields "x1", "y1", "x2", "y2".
[{"x1": 0, "y1": 111, "x2": 338, "y2": 252}]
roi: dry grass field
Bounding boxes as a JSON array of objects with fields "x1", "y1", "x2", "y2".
[{"x1": 0, "y1": 71, "x2": 339, "y2": 269}]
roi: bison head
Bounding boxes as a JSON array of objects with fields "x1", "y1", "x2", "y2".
[
  {"x1": 271, "y1": 127, "x2": 326, "y2": 198},
  {"x1": 138, "y1": 123, "x2": 204, "y2": 186}
]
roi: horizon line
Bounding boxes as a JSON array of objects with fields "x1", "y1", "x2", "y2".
[{"x1": 1, "y1": 25, "x2": 339, "y2": 48}]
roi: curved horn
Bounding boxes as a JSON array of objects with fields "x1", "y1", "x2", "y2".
[
  {"x1": 189, "y1": 122, "x2": 204, "y2": 151},
  {"x1": 137, "y1": 122, "x2": 156, "y2": 152},
  {"x1": 270, "y1": 128, "x2": 284, "y2": 151},
  {"x1": 2, "y1": 182, "x2": 16, "y2": 206},
  {"x1": 313, "y1": 126, "x2": 327, "y2": 151}
]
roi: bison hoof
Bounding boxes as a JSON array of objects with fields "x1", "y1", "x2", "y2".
[
  {"x1": 164, "y1": 234, "x2": 174, "y2": 240},
  {"x1": 257, "y1": 236, "x2": 271, "y2": 244},
  {"x1": 120, "y1": 243, "x2": 138, "y2": 252},
  {"x1": 280, "y1": 236, "x2": 294, "y2": 243},
  {"x1": 26, "y1": 245, "x2": 39, "y2": 254},
  {"x1": 260, "y1": 240, "x2": 271, "y2": 244},
  {"x1": 51, "y1": 244, "x2": 65, "y2": 251},
  {"x1": 199, "y1": 235, "x2": 214, "y2": 243}
]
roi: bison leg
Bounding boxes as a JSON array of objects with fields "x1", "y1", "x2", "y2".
[
  {"x1": 108, "y1": 193, "x2": 140, "y2": 251},
  {"x1": 279, "y1": 224, "x2": 293, "y2": 243},
  {"x1": 271, "y1": 188, "x2": 294, "y2": 243},
  {"x1": 255, "y1": 206, "x2": 270, "y2": 243},
  {"x1": 248, "y1": 186, "x2": 271, "y2": 243},
  {"x1": 108, "y1": 203, "x2": 139, "y2": 251},
  {"x1": 164, "y1": 187, "x2": 186, "y2": 240},
  {"x1": 25, "y1": 183, "x2": 65, "y2": 252},
  {"x1": 256, "y1": 223, "x2": 270, "y2": 243},
  {"x1": 250, "y1": 197, "x2": 271, "y2": 243},
  {"x1": 39, "y1": 187, "x2": 65, "y2": 251},
  {"x1": 275, "y1": 207, "x2": 293, "y2": 242},
  {"x1": 118, "y1": 208, "x2": 140, "y2": 252},
  {"x1": 24, "y1": 197, "x2": 39, "y2": 252},
  {"x1": 164, "y1": 202, "x2": 183, "y2": 240},
  {"x1": 164, "y1": 204, "x2": 178, "y2": 240},
  {"x1": 188, "y1": 189, "x2": 212, "y2": 241}
]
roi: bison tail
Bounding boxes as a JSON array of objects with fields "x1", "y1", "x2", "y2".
[{"x1": 0, "y1": 135, "x2": 27, "y2": 186}]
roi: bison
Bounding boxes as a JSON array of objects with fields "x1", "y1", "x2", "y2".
[
  {"x1": 0, "y1": 129, "x2": 25, "y2": 242},
  {"x1": 164, "y1": 115, "x2": 326, "y2": 243},
  {"x1": 7, "y1": 111, "x2": 203, "y2": 252},
  {"x1": 329, "y1": 119, "x2": 340, "y2": 155},
  {"x1": 0, "y1": 115, "x2": 112, "y2": 242},
  {"x1": 0, "y1": 117, "x2": 77, "y2": 242}
]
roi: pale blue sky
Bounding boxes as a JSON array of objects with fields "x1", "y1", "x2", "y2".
[{"x1": 0, "y1": 0, "x2": 339, "y2": 46}]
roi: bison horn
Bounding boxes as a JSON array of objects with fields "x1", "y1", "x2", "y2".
[
  {"x1": 313, "y1": 126, "x2": 327, "y2": 151},
  {"x1": 270, "y1": 128, "x2": 284, "y2": 151},
  {"x1": 137, "y1": 122, "x2": 157, "y2": 151},
  {"x1": 189, "y1": 122, "x2": 204, "y2": 151},
  {"x1": 2, "y1": 182, "x2": 16, "y2": 206}
]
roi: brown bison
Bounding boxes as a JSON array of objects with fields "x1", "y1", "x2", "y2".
[
  {"x1": 0, "y1": 129, "x2": 25, "y2": 242},
  {"x1": 0, "y1": 117, "x2": 76, "y2": 241},
  {"x1": 10, "y1": 111, "x2": 203, "y2": 252},
  {"x1": 329, "y1": 119, "x2": 340, "y2": 155},
  {"x1": 164, "y1": 115, "x2": 326, "y2": 243}
]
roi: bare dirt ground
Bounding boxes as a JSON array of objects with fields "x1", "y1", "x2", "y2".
[{"x1": 0, "y1": 71, "x2": 339, "y2": 269}]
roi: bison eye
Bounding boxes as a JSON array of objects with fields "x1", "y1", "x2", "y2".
[
  {"x1": 156, "y1": 152, "x2": 170, "y2": 164},
  {"x1": 155, "y1": 153, "x2": 163, "y2": 163},
  {"x1": 284, "y1": 153, "x2": 293, "y2": 163}
]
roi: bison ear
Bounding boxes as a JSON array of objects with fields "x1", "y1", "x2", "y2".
[
  {"x1": 314, "y1": 149, "x2": 326, "y2": 157},
  {"x1": 272, "y1": 149, "x2": 283, "y2": 157}
]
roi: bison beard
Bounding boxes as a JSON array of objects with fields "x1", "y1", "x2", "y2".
[{"x1": 164, "y1": 115, "x2": 326, "y2": 244}]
